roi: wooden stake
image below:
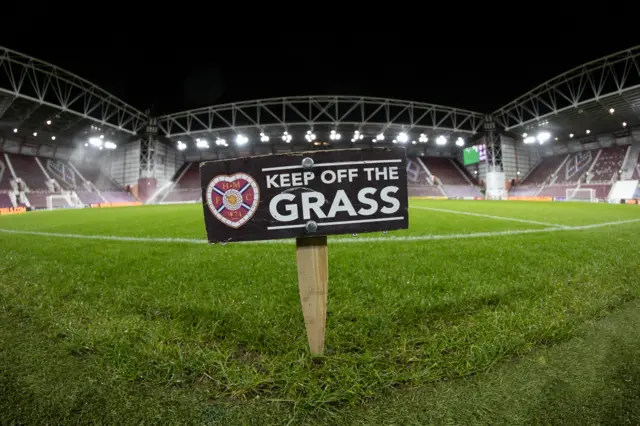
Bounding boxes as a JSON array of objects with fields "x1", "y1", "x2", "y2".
[{"x1": 296, "y1": 236, "x2": 328, "y2": 355}]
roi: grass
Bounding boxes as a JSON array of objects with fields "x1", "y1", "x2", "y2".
[{"x1": 1, "y1": 200, "x2": 639, "y2": 424}]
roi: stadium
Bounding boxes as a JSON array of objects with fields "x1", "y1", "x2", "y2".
[{"x1": 1, "y1": 43, "x2": 640, "y2": 424}]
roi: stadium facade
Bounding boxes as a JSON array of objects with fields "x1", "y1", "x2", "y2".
[{"x1": 0, "y1": 45, "x2": 639, "y2": 208}]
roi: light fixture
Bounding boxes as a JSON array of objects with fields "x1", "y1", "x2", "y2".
[{"x1": 235, "y1": 134, "x2": 248, "y2": 145}]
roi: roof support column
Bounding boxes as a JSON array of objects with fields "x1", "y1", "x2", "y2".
[{"x1": 484, "y1": 115, "x2": 502, "y2": 172}]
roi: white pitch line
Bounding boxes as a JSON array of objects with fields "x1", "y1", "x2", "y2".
[
  {"x1": 410, "y1": 205, "x2": 567, "y2": 228},
  {"x1": 0, "y1": 218, "x2": 638, "y2": 245}
]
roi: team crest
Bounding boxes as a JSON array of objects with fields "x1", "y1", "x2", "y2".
[{"x1": 206, "y1": 173, "x2": 260, "y2": 229}]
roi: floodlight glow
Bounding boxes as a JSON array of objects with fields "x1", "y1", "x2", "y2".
[
  {"x1": 51, "y1": 136, "x2": 56, "y2": 140},
  {"x1": 282, "y1": 132, "x2": 292, "y2": 143},
  {"x1": 569, "y1": 133, "x2": 574, "y2": 138},
  {"x1": 435, "y1": 135, "x2": 447, "y2": 145},
  {"x1": 104, "y1": 141, "x2": 117, "y2": 149},
  {"x1": 537, "y1": 131, "x2": 551, "y2": 144},
  {"x1": 215, "y1": 138, "x2": 227, "y2": 147},
  {"x1": 88, "y1": 137, "x2": 103, "y2": 147},
  {"x1": 196, "y1": 139, "x2": 209, "y2": 149},
  {"x1": 455, "y1": 137, "x2": 465, "y2": 147},
  {"x1": 33, "y1": 132, "x2": 37, "y2": 137},
  {"x1": 623, "y1": 122, "x2": 627, "y2": 127},
  {"x1": 46, "y1": 120, "x2": 51, "y2": 125},
  {"x1": 100, "y1": 134, "x2": 104, "y2": 139},
  {"x1": 522, "y1": 133, "x2": 528, "y2": 137},
  {"x1": 586, "y1": 129, "x2": 591, "y2": 134},
  {"x1": 330, "y1": 130, "x2": 341, "y2": 140},
  {"x1": 376, "y1": 133, "x2": 384, "y2": 141},
  {"x1": 305, "y1": 130, "x2": 316, "y2": 142},
  {"x1": 177, "y1": 141, "x2": 187, "y2": 151},
  {"x1": 236, "y1": 134, "x2": 248, "y2": 145},
  {"x1": 397, "y1": 132, "x2": 408, "y2": 143},
  {"x1": 418, "y1": 133, "x2": 428, "y2": 143},
  {"x1": 609, "y1": 108, "x2": 615, "y2": 114},
  {"x1": 523, "y1": 136, "x2": 536, "y2": 144},
  {"x1": 392, "y1": 139, "x2": 397, "y2": 144},
  {"x1": 260, "y1": 132, "x2": 270, "y2": 142},
  {"x1": 351, "y1": 130, "x2": 363, "y2": 142},
  {"x1": 13, "y1": 128, "x2": 17, "y2": 133},
  {"x1": 412, "y1": 140, "x2": 417, "y2": 145}
]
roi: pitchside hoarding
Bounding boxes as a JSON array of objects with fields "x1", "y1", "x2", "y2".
[{"x1": 200, "y1": 148, "x2": 409, "y2": 243}]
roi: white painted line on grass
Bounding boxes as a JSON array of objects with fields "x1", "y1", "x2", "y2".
[
  {"x1": 410, "y1": 206, "x2": 567, "y2": 228},
  {"x1": 1, "y1": 218, "x2": 638, "y2": 245}
]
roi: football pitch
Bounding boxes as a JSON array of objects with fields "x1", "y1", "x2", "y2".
[{"x1": 1, "y1": 200, "x2": 640, "y2": 424}]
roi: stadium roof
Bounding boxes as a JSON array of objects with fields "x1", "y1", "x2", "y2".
[
  {"x1": 492, "y1": 45, "x2": 640, "y2": 144},
  {"x1": 1, "y1": 44, "x2": 639, "y2": 154}
]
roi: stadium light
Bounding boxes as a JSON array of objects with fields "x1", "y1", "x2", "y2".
[
  {"x1": 330, "y1": 130, "x2": 341, "y2": 140},
  {"x1": 392, "y1": 139, "x2": 397, "y2": 144},
  {"x1": 196, "y1": 138, "x2": 209, "y2": 149},
  {"x1": 537, "y1": 131, "x2": 551, "y2": 144},
  {"x1": 586, "y1": 129, "x2": 591, "y2": 134},
  {"x1": 215, "y1": 138, "x2": 227, "y2": 147},
  {"x1": 376, "y1": 133, "x2": 385, "y2": 141},
  {"x1": 33, "y1": 132, "x2": 37, "y2": 137},
  {"x1": 569, "y1": 133, "x2": 574, "y2": 138},
  {"x1": 177, "y1": 141, "x2": 187, "y2": 151},
  {"x1": 51, "y1": 136, "x2": 56, "y2": 141},
  {"x1": 351, "y1": 130, "x2": 364, "y2": 142},
  {"x1": 455, "y1": 137, "x2": 465, "y2": 147},
  {"x1": 305, "y1": 130, "x2": 316, "y2": 142},
  {"x1": 523, "y1": 136, "x2": 536, "y2": 144},
  {"x1": 397, "y1": 132, "x2": 408, "y2": 144},
  {"x1": 609, "y1": 108, "x2": 615, "y2": 114},
  {"x1": 522, "y1": 133, "x2": 527, "y2": 138},
  {"x1": 88, "y1": 137, "x2": 103, "y2": 147},
  {"x1": 235, "y1": 134, "x2": 248, "y2": 145},
  {"x1": 418, "y1": 133, "x2": 428, "y2": 143},
  {"x1": 623, "y1": 122, "x2": 627, "y2": 127},
  {"x1": 282, "y1": 131, "x2": 292, "y2": 143},
  {"x1": 46, "y1": 120, "x2": 51, "y2": 125},
  {"x1": 100, "y1": 134, "x2": 104, "y2": 139},
  {"x1": 104, "y1": 141, "x2": 117, "y2": 149},
  {"x1": 13, "y1": 128, "x2": 17, "y2": 133},
  {"x1": 436, "y1": 135, "x2": 447, "y2": 146},
  {"x1": 260, "y1": 132, "x2": 270, "y2": 143}
]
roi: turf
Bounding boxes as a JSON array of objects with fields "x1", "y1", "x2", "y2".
[{"x1": 1, "y1": 200, "x2": 639, "y2": 424}]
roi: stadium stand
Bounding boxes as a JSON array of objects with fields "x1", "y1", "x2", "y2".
[
  {"x1": 161, "y1": 163, "x2": 201, "y2": 203},
  {"x1": 589, "y1": 146, "x2": 626, "y2": 182},
  {"x1": 75, "y1": 191, "x2": 104, "y2": 205},
  {"x1": 554, "y1": 150, "x2": 596, "y2": 184},
  {"x1": 0, "y1": 159, "x2": 13, "y2": 190},
  {"x1": 0, "y1": 192, "x2": 13, "y2": 208},
  {"x1": 421, "y1": 157, "x2": 481, "y2": 198},
  {"x1": 406, "y1": 158, "x2": 445, "y2": 197},
  {"x1": 633, "y1": 152, "x2": 640, "y2": 179},
  {"x1": 518, "y1": 155, "x2": 567, "y2": 186},
  {"x1": 8, "y1": 153, "x2": 49, "y2": 190}
]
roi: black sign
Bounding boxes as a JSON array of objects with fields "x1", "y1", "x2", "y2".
[{"x1": 200, "y1": 148, "x2": 409, "y2": 243}]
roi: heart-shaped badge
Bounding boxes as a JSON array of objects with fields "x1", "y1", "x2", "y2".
[{"x1": 205, "y1": 173, "x2": 260, "y2": 229}]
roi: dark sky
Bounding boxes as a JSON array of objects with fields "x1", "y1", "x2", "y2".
[{"x1": 1, "y1": 8, "x2": 637, "y2": 116}]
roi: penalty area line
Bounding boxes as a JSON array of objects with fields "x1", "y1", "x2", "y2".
[
  {"x1": 409, "y1": 205, "x2": 567, "y2": 228},
  {"x1": 0, "y1": 218, "x2": 639, "y2": 245}
]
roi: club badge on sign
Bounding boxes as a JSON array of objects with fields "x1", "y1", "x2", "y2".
[{"x1": 205, "y1": 173, "x2": 260, "y2": 229}]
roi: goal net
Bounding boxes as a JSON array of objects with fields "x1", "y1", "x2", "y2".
[
  {"x1": 46, "y1": 194, "x2": 71, "y2": 210},
  {"x1": 566, "y1": 188, "x2": 596, "y2": 202}
]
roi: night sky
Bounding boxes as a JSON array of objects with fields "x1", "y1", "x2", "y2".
[{"x1": 1, "y1": 9, "x2": 636, "y2": 116}]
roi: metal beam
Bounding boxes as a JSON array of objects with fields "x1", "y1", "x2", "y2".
[
  {"x1": 0, "y1": 46, "x2": 148, "y2": 135},
  {"x1": 155, "y1": 96, "x2": 486, "y2": 137},
  {"x1": 493, "y1": 45, "x2": 640, "y2": 131}
]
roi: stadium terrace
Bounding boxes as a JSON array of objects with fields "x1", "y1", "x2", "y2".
[{"x1": 1, "y1": 45, "x2": 640, "y2": 206}]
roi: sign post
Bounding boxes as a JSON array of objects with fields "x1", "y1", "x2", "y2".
[{"x1": 200, "y1": 148, "x2": 408, "y2": 355}]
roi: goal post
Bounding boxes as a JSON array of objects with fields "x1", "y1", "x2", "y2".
[
  {"x1": 46, "y1": 194, "x2": 71, "y2": 210},
  {"x1": 566, "y1": 188, "x2": 596, "y2": 202}
]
